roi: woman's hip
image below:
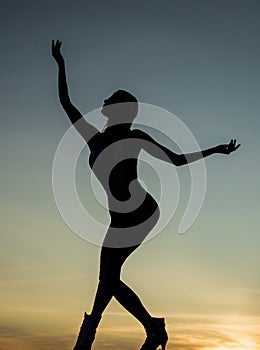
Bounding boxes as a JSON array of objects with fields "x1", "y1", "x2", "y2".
[{"x1": 103, "y1": 194, "x2": 160, "y2": 248}]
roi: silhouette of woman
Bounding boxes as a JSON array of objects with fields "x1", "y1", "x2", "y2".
[{"x1": 52, "y1": 40, "x2": 240, "y2": 350}]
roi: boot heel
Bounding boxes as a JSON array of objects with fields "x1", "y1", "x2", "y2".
[
  {"x1": 160, "y1": 331, "x2": 168, "y2": 349},
  {"x1": 140, "y1": 317, "x2": 168, "y2": 350},
  {"x1": 161, "y1": 338, "x2": 167, "y2": 350}
]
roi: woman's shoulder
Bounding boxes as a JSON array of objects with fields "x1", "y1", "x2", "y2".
[{"x1": 87, "y1": 131, "x2": 102, "y2": 149}]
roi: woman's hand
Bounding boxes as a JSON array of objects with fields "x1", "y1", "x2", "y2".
[
  {"x1": 52, "y1": 39, "x2": 64, "y2": 64},
  {"x1": 215, "y1": 139, "x2": 241, "y2": 155}
]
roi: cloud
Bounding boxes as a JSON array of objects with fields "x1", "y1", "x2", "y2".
[{"x1": 1, "y1": 313, "x2": 259, "y2": 350}]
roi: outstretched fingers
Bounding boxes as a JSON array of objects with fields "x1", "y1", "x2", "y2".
[
  {"x1": 51, "y1": 39, "x2": 65, "y2": 64},
  {"x1": 234, "y1": 142, "x2": 241, "y2": 151},
  {"x1": 229, "y1": 139, "x2": 241, "y2": 153},
  {"x1": 52, "y1": 39, "x2": 62, "y2": 51}
]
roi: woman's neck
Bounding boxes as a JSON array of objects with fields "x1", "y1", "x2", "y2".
[{"x1": 106, "y1": 122, "x2": 132, "y2": 131}]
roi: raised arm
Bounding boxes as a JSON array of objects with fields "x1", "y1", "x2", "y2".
[
  {"x1": 135, "y1": 130, "x2": 240, "y2": 166},
  {"x1": 51, "y1": 40, "x2": 98, "y2": 142}
]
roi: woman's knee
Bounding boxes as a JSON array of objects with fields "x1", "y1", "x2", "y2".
[{"x1": 99, "y1": 265, "x2": 121, "y2": 284}]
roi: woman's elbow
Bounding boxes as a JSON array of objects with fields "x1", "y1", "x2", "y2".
[{"x1": 173, "y1": 154, "x2": 187, "y2": 166}]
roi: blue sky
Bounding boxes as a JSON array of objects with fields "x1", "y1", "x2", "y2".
[{"x1": 1, "y1": 0, "x2": 260, "y2": 349}]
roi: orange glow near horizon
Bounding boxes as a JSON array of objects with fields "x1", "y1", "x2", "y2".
[{"x1": 0, "y1": 312, "x2": 259, "y2": 350}]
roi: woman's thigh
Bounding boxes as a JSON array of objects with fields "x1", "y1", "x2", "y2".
[
  {"x1": 99, "y1": 244, "x2": 139, "y2": 281},
  {"x1": 99, "y1": 206, "x2": 160, "y2": 281}
]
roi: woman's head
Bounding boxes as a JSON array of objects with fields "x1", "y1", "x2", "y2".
[{"x1": 101, "y1": 90, "x2": 138, "y2": 124}]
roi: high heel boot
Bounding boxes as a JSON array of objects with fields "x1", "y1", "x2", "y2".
[
  {"x1": 140, "y1": 317, "x2": 168, "y2": 350},
  {"x1": 73, "y1": 312, "x2": 101, "y2": 350}
]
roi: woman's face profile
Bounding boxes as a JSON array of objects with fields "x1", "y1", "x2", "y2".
[{"x1": 101, "y1": 90, "x2": 138, "y2": 123}]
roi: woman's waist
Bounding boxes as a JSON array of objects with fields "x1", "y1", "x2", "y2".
[
  {"x1": 108, "y1": 191, "x2": 159, "y2": 228},
  {"x1": 107, "y1": 181, "x2": 156, "y2": 211}
]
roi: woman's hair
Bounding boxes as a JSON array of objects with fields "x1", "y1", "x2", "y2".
[
  {"x1": 115, "y1": 90, "x2": 138, "y2": 102},
  {"x1": 107, "y1": 90, "x2": 138, "y2": 104},
  {"x1": 102, "y1": 90, "x2": 138, "y2": 122}
]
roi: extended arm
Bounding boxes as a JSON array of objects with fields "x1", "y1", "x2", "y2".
[
  {"x1": 136, "y1": 130, "x2": 240, "y2": 166},
  {"x1": 178, "y1": 139, "x2": 240, "y2": 165},
  {"x1": 51, "y1": 40, "x2": 98, "y2": 141}
]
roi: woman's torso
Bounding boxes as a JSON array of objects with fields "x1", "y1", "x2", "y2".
[{"x1": 88, "y1": 126, "x2": 158, "y2": 227}]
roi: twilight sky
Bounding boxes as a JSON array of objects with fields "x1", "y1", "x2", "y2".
[{"x1": 1, "y1": 0, "x2": 260, "y2": 349}]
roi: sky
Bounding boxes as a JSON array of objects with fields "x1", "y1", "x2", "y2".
[{"x1": 1, "y1": 0, "x2": 260, "y2": 349}]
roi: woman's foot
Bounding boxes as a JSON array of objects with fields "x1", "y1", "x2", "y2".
[
  {"x1": 73, "y1": 313, "x2": 101, "y2": 350},
  {"x1": 140, "y1": 317, "x2": 168, "y2": 350}
]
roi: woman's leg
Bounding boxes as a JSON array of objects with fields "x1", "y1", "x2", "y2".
[
  {"x1": 91, "y1": 244, "x2": 151, "y2": 328},
  {"x1": 90, "y1": 244, "x2": 138, "y2": 318},
  {"x1": 74, "y1": 200, "x2": 161, "y2": 349},
  {"x1": 91, "y1": 206, "x2": 160, "y2": 322},
  {"x1": 73, "y1": 243, "x2": 127, "y2": 349},
  {"x1": 114, "y1": 280, "x2": 151, "y2": 327}
]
